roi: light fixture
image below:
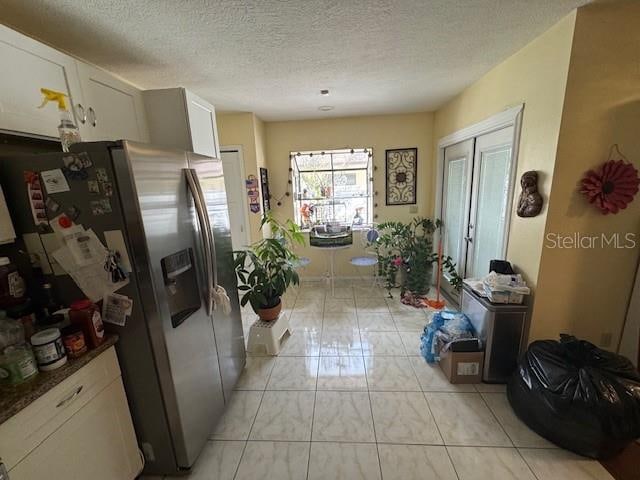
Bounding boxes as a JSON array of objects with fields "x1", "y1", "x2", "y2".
[
  {"x1": 318, "y1": 105, "x2": 334, "y2": 111},
  {"x1": 320, "y1": 89, "x2": 330, "y2": 96}
]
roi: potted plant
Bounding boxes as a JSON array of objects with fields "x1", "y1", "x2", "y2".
[
  {"x1": 373, "y1": 217, "x2": 461, "y2": 297},
  {"x1": 234, "y1": 212, "x2": 305, "y2": 321}
]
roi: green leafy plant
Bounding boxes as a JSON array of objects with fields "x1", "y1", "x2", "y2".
[
  {"x1": 234, "y1": 212, "x2": 305, "y2": 312},
  {"x1": 373, "y1": 217, "x2": 461, "y2": 297}
]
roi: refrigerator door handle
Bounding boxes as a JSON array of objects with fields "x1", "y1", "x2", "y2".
[
  {"x1": 187, "y1": 168, "x2": 219, "y2": 313},
  {"x1": 189, "y1": 168, "x2": 219, "y2": 291},
  {"x1": 184, "y1": 168, "x2": 214, "y2": 316}
]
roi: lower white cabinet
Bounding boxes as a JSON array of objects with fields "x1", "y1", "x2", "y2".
[
  {"x1": 9, "y1": 378, "x2": 141, "y2": 480},
  {"x1": 0, "y1": 347, "x2": 142, "y2": 480}
]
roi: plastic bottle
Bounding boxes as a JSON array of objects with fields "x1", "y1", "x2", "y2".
[
  {"x1": 0, "y1": 310, "x2": 25, "y2": 351},
  {"x1": 0, "y1": 309, "x2": 38, "y2": 384},
  {"x1": 38, "y1": 88, "x2": 81, "y2": 152},
  {"x1": 0, "y1": 257, "x2": 26, "y2": 308},
  {"x1": 0, "y1": 344, "x2": 38, "y2": 385},
  {"x1": 69, "y1": 299, "x2": 104, "y2": 349}
]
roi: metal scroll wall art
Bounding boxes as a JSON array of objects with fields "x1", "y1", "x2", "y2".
[
  {"x1": 385, "y1": 148, "x2": 417, "y2": 205},
  {"x1": 580, "y1": 144, "x2": 640, "y2": 215}
]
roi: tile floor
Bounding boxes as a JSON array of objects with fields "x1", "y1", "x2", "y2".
[{"x1": 150, "y1": 280, "x2": 614, "y2": 480}]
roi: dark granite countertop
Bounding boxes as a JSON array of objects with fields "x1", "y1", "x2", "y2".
[{"x1": 0, "y1": 334, "x2": 118, "y2": 425}]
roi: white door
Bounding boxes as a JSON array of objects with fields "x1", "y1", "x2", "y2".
[
  {"x1": 441, "y1": 139, "x2": 474, "y2": 300},
  {"x1": 76, "y1": 62, "x2": 149, "y2": 142},
  {"x1": 185, "y1": 90, "x2": 220, "y2": 159},
  {"x1": 221, "y1": 149, "x2": 250, "y2": 250},
  {"x1": 440, "y1": 126, "x2": 515, "y2": 287},
  {"x1": 466, "y1": 126, "x2": 515, "y2": 278},
  {"x1": 0, "y1": 24, "x2": 85, "y2": 139}
]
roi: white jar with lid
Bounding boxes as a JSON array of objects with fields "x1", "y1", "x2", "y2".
[{"x1": 30, "y1": 328, "x2": 67, "y2": 371}]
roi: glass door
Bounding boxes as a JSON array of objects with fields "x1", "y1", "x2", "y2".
[
  {"x1": 441, "y1": 139, "x2": 474, "y2": 301},
  {"x1": 467, "y1": 127, "x2": 514, "y2": 278},
  {"x1": 439, "y1": 126, "x2": 516, "y2": 303}
]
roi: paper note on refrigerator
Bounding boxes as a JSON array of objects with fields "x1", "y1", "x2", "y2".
[
  {"x1": 52, "y1": 229, "x2": 129, "y2": 301},
  {"x1": 40, "y1": 169, "x2": 70, "y2": 194},
  {"x1": 102, "y1": 293, "x2": 133, "y2": 326}
]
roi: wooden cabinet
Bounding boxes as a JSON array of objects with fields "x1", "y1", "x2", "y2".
[
  {"x1": 0, "y1": 25, "x2": 84, "y2": 139},
  {"x1": 76, "y1": 62, "x2": 149, "y2": 143},
  {"x1": 0, "y1": 24, "x2": 149, "y2": 144},
  {"x1": 144, "y1": 88, "x2": 220, "y2": 158},
  {"x1": 0, "y1": 347, "x2": 142, "y2": 480}
]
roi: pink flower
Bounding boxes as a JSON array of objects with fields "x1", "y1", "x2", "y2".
[{"x1": 392, "y1": 257, "x2": 403, "y2": 266}]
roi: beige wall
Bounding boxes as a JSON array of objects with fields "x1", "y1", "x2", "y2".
[
  {"x1": 265, "y1": 112, "x2": 434, "y2": 276},
  {"x1": 433, "y1": 12, "x2": 576, "y2": 297},
  {"x1": 533, "y1": 1, "x2": 640, "y2": 346},
  {"x1": 217, "y1": 112, "x2": 266, "y2": 242}
]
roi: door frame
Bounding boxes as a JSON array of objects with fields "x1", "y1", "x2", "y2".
[
  {"x1": 435, "y1": 104, "x2": 524, "y2": 264},
  {"x1": 220, "y1": 145, "x2": 251, "y2": 248}
]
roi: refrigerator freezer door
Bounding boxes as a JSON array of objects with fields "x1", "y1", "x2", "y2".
[
  {"x1": 188, "y1": 152, "x2": 245, "y2": 400},
  {"x1": 116, "y1": 142, "x2": 225, "y2": 468}
]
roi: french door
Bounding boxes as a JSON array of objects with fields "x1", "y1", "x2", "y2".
[{"x1": 441, "y1": 126, "x2": 515, "y2": 301}]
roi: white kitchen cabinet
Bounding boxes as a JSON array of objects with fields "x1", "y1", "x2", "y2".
[
  {"x1": 0, "y1": 24, "x2": 149, "y2": 144},
  {"x1": 143, "y1": 88, "x2": 220, "y2": 158},
  {"x1": 9, "y1": 379, "x2": 141, "y2": 480},
  {"x1": 0, "y1": 347, "x2": 142, "y2": 480},
  {"x1": 76, "y1": 62, "x2": 149, "y2": 143},
  {"x1": 0, "y1": 24, "x2": 84, "y2": 139}
]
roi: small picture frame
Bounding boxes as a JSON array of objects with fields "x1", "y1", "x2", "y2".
[
  {"x1": 385, "y1": 148, "x2": 417, "y2": 205},
  {"x1": 88, "y1": 180, "x2": 100, "y2": 194}
]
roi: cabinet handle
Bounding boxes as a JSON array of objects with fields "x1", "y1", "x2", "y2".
[
  {"x1": 75, "y1": 103, "x2": 87, "y2": 124},
  {"x1": 56, "y1": 385, "x2": 83, "y2": 408},
  {"x1": 87, "y1": 107, "x2": 97, "y2": 127}
]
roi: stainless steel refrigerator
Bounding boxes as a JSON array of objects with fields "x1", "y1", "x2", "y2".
[{"x1": 0, "y1": 140, "x2": 246, "y2": 476}]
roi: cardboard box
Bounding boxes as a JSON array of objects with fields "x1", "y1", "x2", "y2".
[{"x1": 439, "y1": 350, "x2": 484, "y2": 384}]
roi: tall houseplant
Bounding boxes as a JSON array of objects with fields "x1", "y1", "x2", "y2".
[
  {"x1": 374, "y1": 217, "x2": 461, "y2": 297},
  {"x1": 234, "y1": 213, "x2": 305, "y2": 320}
]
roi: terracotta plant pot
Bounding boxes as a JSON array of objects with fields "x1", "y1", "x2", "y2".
[{"x1": 257, "y1": 299, "x2": 282, "y2": 322}]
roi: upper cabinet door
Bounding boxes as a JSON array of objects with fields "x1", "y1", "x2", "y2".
[
  {"x1": 76, "y1": 62, "x2": 149, "y2": 143},
  {"x1": 0, "y1": 25, "x2": 84, "y2": 139},
  {"x1": 184, "y1": 90, "x2": 220, "y2": 159}
]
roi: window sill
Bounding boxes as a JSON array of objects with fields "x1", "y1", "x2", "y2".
[{"x1": 299, "y1": 225, "x2": 369, "y2": 234}]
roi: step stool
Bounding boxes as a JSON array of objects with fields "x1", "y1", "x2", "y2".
[{"x1": 246, "y1": 314, "x2": 292, "y2": 355}]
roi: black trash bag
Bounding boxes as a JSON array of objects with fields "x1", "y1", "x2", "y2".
[{"x1": 507, "y1": 334, "x2": 640, "y2": 459}]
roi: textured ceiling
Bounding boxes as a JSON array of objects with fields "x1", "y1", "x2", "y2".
[{"x1": 1, "y1": 0, "x2": 589, "y2": 120}]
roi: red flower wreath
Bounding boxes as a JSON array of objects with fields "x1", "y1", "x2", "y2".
[{"x1": 580, "y1": 159, "x2": 640, "y2": 214}]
